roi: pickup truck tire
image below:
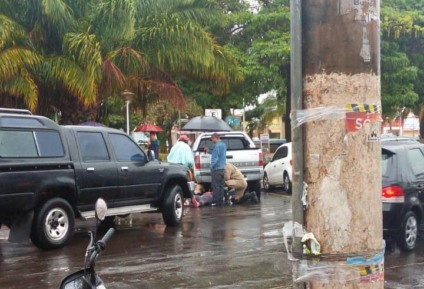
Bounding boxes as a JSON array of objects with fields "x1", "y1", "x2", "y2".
[
  {"x1": 162, "y1": 185, "x2": 184, "y2": 226},
  {"x1": 30, "y1": 198, "x2": 75, "y2": 250},
  {"x1": 249, "y1": 180, "x2": 262, "y2": 201}
]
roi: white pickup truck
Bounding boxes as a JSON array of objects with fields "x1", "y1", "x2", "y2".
[{"x1": 191, "y1": 131, "x2": 264, "y2": 199}]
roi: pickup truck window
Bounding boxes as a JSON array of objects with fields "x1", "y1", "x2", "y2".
[
  {"x1": 198, "y1": 137, "x2": 249, "y2": 152},
  {"x1": 109, "y1": 133, "x2": 145, "y2": 162},
  {"x1": 77, "y1": 132, "x2": 110, "y2": 161},
  {"x1": 0, "y1": 130, "x2": 64, "y2": 157},
  {"x1": 36, "y1": 131, "x2": 65, "y2": 157},
  {"x1": 1, "y1": 117, "x2": 44, "y2": 127}
]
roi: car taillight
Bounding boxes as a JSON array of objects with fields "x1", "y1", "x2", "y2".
[
  {"x1": 382, "y1": 185, "x2": 404, "y2": 203},
  {"x1": 259, "y1": 152, "x2": 263, "y2": 167},
  {"x1": 195, "y1": 155, "x2": 200, "y2": 170},
  {"x1": 290, "y1": 159, "x2": 293, "y2": 166}
]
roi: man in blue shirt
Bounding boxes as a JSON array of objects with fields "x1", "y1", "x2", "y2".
[{"x1": 209, "y1": 132, "x2": 227, "y2": 205}]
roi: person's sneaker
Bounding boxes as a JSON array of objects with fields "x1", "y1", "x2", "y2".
[
  {"x1": 250, "y1": 191, "x2": 259, "y2": 204},
  {"x1": 227, "y1": 189, "x2": 236, "y2": 197},
  {"x1": 224, "y1": 199, "x2": 233, "y2": 206}
]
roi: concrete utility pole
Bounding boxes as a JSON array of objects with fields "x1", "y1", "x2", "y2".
[{"x1": 291, "y1": 0, "x2": 383, "y2": 288}]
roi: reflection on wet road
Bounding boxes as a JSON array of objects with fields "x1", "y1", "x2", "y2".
[
  {"x1": 1, "y1": 192, "x2": 424, "y2": 288},
  {"x1": 0, "y1": 192, "x2": 293, "y2": 289}
]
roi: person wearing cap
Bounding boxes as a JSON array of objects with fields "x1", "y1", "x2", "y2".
[
  {"x1": 167, "y1": 135, "x2": 198, "y2": 207},
  {"x1": 167, "y1": 135, "x2": 195, "y2": 169},
  {"x1": 208, "y1": 132, "x2": 227, "y2": 206}
]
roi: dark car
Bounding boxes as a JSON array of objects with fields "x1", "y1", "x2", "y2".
[{"x1": 382, "y1": 138, "x2": 424, "y2": 251}]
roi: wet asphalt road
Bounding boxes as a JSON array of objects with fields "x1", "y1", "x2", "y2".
[{"x1": 1, "y1": 191, "x2": 424, "y2": 289}]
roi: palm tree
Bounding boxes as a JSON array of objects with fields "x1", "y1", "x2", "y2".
[
  {"x1": 0, "y1": 0, "x2": 242, "y2": 124},
  {"x1": 259, "y1": 92, "x2": 286, "y2": 133},
  {"x1": 0, "y1": 0, "x2": 97, "y2": 121}
]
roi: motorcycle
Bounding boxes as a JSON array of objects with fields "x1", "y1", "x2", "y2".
[{"x1": 60, "y1": 198, "x2": 115, "y2": 289}]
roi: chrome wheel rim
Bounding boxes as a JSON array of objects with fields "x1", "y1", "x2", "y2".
[
  {"x1": 44, "y1": 208, "x2": 69, "y2": 241},
  {"x1": 175, "y1": 192, "x2": 183, "y2": 219},
  {"x1": 405, "y1": 216, "x2": 418, "y2": 248},
  {"x1": 283, "y1": 175, "x2": 289, "y2": 191}
]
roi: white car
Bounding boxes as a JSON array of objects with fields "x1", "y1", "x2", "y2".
[{"x1": 263, "y1": 142, "x2": 292, "y2": 192}]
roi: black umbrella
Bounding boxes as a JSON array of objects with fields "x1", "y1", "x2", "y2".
[{"x1": 182, "y1": 116, "x2": 232, "y2": 132}]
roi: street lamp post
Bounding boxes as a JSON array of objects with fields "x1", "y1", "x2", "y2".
[{"x1": 121, "y1": 90, "x2": 135, "y2": 135}]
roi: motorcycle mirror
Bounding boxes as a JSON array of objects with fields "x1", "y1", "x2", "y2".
[{"x1": 95, "y1": 198, "x2": 108, "y2": 221}]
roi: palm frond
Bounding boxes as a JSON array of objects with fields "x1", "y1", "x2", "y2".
[
  {"x1": 108, "y1": 46, "x2": 149, "y2": 75},
  {"x1": 0, "y1": 48, "x2": 41, "y2": 82},
  {"x1": 63, "y1": 32, "x2": 102, "y2": 81},
  {"x1": 260, "y1": 94, "x2": 285, "y2": 124},
  {"x1": 126, "y1": 72, "x2": 185, "y2": 109},
  {"x1": 137, "y1": 16, "x2": 215, "y2": 71},
  {"x1": 100, "y1": 58, "x2": 126, "y2": 92},
  {"x1": 92, "y1": 0, "x2": 136, "y2": 45},
  {"x1": 37, "y1": 56, "x2": 97, "y2": 105},
  {"x1": 41, "y1": 0, "x2": 76, "y2": 33},
  {"x1": 0, "y1": 69, "x2": 38, "y2": 110},
  {"x1": 0, "y1": 15, "x2": 27, "y2": 49}
]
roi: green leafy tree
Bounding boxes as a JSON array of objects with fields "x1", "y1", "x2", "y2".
[
  {"x1": 380, "y1": 0, "x2": 424, "y2": 134},
  {"x1": 0, "y1": 0, "x2": 242, "y2": 124}
]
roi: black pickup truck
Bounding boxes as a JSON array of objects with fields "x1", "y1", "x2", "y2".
[{"x1": 0, "y1": 109, "x2": 195, "y2": 250}]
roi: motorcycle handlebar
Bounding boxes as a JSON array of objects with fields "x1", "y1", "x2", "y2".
[
  {"x1": 88, "y1": 227, "x2": 115, "y2": 267},
  {"x1": 98, "y1": 227, "x2": 115, "y2": 248}
]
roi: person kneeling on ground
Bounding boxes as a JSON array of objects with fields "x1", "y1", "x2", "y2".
[{"x1": 224, "y1": 163, "x2": 258, "y2": 204}]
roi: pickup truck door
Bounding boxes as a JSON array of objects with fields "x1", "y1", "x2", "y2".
[
  {"x1": 76, "y1": 131, "x2": 119, "y2": 209},
  {"x1": 108, "y1": 133, "x2": 162, "y2": 206}
]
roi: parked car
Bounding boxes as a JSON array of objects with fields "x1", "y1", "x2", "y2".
[
  {"x1": 381, "y1": 138, "x2": 424, "y2": 251},
  {"x1": 263, "y1": 142, "x2": 292, "y2": 193},
  {"x1": 0, "y1": 108, "x2": 195, "y2": 250},
  {"x1": 264, "y1": 137, "x2": 424, "y2": 250}
]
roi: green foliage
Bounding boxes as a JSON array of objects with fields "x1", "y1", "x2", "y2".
[
  {"x1": 381, "y1": 0, "x2": 424, "y2": 116},
  {"x1": 0, "y1": 0, "x2": 242, "y2": 125}
]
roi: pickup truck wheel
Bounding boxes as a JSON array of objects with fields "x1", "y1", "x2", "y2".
[
  {"x1": 162, "y1": 185, "x2": 184, "y2": 226},
  {"x1": 263, "y1": 174, "x2": 274, "y2": 192},
  {"x1": 30, "y1": 198, "x2": 75, "y2": 250}
]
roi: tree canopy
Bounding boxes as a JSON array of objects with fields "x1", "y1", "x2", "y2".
[
  {"x1": 0, "y1": 0, "x2": 242, "y2": 123},
  {"x1": 1, "y1": 0, "x2": 424, "y2": 137}
]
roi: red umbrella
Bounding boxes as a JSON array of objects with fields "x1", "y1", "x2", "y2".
[{"x1": 134, "y1": 123, "x2": 163, "y2": 132}]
